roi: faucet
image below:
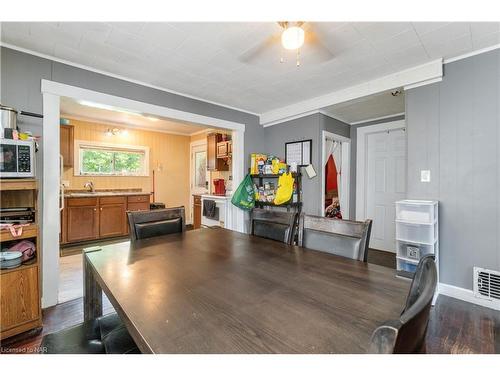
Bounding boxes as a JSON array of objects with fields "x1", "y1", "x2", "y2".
[{"x1": 84, "y1": 181, "x2": 95, "y2": 193}]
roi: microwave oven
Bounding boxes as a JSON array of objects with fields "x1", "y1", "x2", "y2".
[{"x1": 0, "y1": 139, "x2": 36, "y2": 178}]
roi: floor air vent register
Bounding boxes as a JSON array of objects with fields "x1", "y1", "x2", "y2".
[{"x1": 474, "y1": 267, "x2": 500, "y2": 301}]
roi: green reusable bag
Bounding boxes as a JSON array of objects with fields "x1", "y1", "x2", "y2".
[{"x1": 231, "y1": 174, "x2": 255, "y2": 211}]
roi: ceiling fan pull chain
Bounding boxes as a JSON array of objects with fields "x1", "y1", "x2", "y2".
[{"x1": 296, "y1": 48, "x2": 301, "y2": 67}]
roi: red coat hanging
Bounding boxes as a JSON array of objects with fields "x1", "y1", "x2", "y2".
[{"x1": 325, "y1": 154, "x2": 338, "y2": 192}]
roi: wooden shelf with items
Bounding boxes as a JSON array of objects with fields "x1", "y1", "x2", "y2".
[
  {"x1": 0, "y1": 178, "x2": 42, "y2": 340},
  {"x1": 0, "y1": 259, "x2": 38, "y2": 276},
  {"x1": 0, "y1": 178, "x2": 38, "y2": 191},
  {"x1": 0, "y1": 223, "x2": 38, "y2": 242}
]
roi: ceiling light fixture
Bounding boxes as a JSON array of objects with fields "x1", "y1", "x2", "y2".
[
  {"x1": 78, "y1": 100, "x2": 141, "y2": 115},
  {"x1": 105, "y1": 128, "x2": 128, "y2": 137},
  {"x1": 281, "y1": 25, "x2": 305, "y2": 50}
]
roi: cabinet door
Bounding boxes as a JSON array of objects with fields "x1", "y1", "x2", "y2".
[
  {"x1": 207, "y1": 134, "x2": 229, "y2": 171},
  {"x1": 207, "y1": 133, "x2": 217, "y2": 171},
  {"x1": 216, "y1": 141, "x2": 228, "y2": 158},
  {"x1": 67, "y1": 204, "x2": 99, "y2": 242},
  {"x1": 100, "y1": 204, "x2": 127, "y2": 238},
  {"x1": 127, "y1": 202, "x2": 150, "y2": 211},
  {"x1": 193, "y1": 195, "x2": 202, "y2": 229},
  {"x1": 0, "y1": 266, "x2": 40, "y2": 332},
  {"x1": 60, "y1": 125, "x2": 74, "y2": 167}
]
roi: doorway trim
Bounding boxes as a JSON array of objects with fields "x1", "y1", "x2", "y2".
[
  {"x1": 41, "y1": 79, "x2": 246, "y2": 308},
  {"x1": 355, "y1": 120, "x2": 406, "y2": 221},
  {"x1": 189, "y1": 139, "x2": 208, "y2": 224},
  {"x1": 321, "y1": 130, "x2": 351, "y2": 219}
]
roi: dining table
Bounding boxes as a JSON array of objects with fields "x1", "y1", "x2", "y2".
[{"x1": 83, "y1": 227, "x2": 410, "y2": 354}]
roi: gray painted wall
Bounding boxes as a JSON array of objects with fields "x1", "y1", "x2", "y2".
[
  {"x1": 349, "y1": 114, "x2": 406, "y2": 219},
  {"x1": 406, "y1": 49, "x2": 500, "y2": 290},
  {"x1": 263, "y1": 112, "x2": 350, "y2": 215}
]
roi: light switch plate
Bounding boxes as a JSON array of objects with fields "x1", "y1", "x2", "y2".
[{"x1": 420, "y1": 170, "x2": 431, "y2": 183}]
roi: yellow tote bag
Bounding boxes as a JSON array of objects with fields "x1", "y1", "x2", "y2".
[{"x1": 274, "y1": 172, "x2": 294, "y2": 205}]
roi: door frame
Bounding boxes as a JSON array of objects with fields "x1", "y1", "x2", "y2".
[
  {"x1": 355, "y1": 120, "x2": 406, "y2": 221},
  {"x1": 321, "y1": 130, "x2": 351, "y2": 219},
  {"x1": 41, "y1": 79, "x2": 246, "y2": 308},
  {"x1": 189, "y1": 139, "x2": 208, "y2": 224}
]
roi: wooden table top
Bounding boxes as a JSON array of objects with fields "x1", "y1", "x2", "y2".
[{"x1": 85, "y1": 228, "x2": 410, "y2": 354}]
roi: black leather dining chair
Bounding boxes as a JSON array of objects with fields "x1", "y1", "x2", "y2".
[
  {"x1": 250, "y1": 208, "x2": 298, "y2": 245},
  {"x1": 127, "y1": 206, "x2": 185, "y2": 241},
  {"x1": 298, "y1": 214, "x2": 372, "y2": 262},
  {"x1": 368, "y1": 254, "x2": 438, "y2": 354},
  {"x1": 41, "y1": 313, "x2": 140, "y2": 354}
]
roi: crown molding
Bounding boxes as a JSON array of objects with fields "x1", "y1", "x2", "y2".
[
  {"x1": 0, "y1": 42, "x2": 260, "y2": 117},
  {"x1": 260, "y1": 59, "x2": 443, "y2": 126},
  {"x1": 444, "y1": 43, "x2": 500, "y2": 64}
]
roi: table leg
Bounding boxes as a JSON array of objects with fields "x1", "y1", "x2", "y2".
[{"x1": 83, "y1": 252, "x2": 103, "y2": 322}]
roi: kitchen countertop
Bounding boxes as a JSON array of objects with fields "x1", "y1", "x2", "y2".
[
  {"x1": 200, "y1": 194, "x2": 232, "y2": 200},
  {"x1": 65, "y1": 190, "x2": 151, "y2": 198}
]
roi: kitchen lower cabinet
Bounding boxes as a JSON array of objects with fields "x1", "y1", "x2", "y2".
[
  {"x1": 62, "y1": 194, "x2": 150, "y2": 245},
  {"x1": 0, "y1": 265, "x2": 41, "y2": 337},
  {"x1": 99, "y1": 196, "x2": 127, "y2": 238},
  {"x1": 66, "y1": 198, "x2": 99, "y2": 243},
  {"x1": 193, "y1": 195, "x2": 202, "y2": 229},
  {"x1": 127, "y1": 195, "x2": 150, "y2": 212}
]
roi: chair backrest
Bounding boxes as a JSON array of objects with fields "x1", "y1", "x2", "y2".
[
  {"x1": 368, "y1": 254, "x2": 437, "y2": 354},
  {"x1": 250, "y1": 208, "x2": 297, "y2": 244},
  {"x1": 298, "y1": 214, "x2": 372, "y2": 262},
  {"x1": 127, "y1": 207, "x2": 185, "y2": 241}
]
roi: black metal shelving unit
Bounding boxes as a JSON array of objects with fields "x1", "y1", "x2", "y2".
[{"x1": 249, "y1": 172, "x2": 302, "y2": 213}]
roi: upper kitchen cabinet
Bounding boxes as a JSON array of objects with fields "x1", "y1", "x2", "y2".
[
  {"x1": 207, "y1": 133, "x2": 229, "y2": 171},
  {"x1": 216, "y1": 140, "x2": 232, "y2": 159},
  {"x1": 60, "y1": 124, "x2": 74, "y2": 167}
]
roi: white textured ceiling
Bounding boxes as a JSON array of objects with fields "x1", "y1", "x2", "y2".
[
  {"x1": 60, "y1": 97, "x2": 209, "y2": 135},
  {"x1": 2, "y1": 22, "x2": 500, "y2": 114},
  {"x1": 322, "y1": 89, "x2": 405, "y2": 124}
]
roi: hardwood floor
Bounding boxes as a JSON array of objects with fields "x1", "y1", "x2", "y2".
[
  {"x1": 2, "y1": 293, "x2": 498, "y2": 354},
  {"x1": 58, "y1": 254, "x2": 83, "y2": 303},
  {"x1": 367, "y1": 248, "x2": 396, "y2": 269},
  {"x1": 426, "y1": 295, "x2": 500, "y2": 354},
  {"x1": 0, "y1": 296, "x2": 114, "y2": 354}
]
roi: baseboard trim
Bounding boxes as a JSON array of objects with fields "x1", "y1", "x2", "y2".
[{"x1": 438, "y1": 283, "x2": 500, "y2": 311}]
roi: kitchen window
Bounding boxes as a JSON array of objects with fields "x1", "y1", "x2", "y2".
[{"x1": 76, "y1": 141, "x2": 149, "y2": 176}]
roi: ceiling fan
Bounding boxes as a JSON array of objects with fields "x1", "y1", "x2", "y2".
[{"x1": 239, "y1": 22, "x2": 334, "y2": 67}]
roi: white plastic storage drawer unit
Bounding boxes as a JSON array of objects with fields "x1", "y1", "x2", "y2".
[
  {"x1": 395, "y1": 220, "x2": 437, "y2": 245},
  {"x1": 396, "y1": 241, "x2": 436, "y2": 261},
  {"x1": 396, "y1": 200, "x2": 438, "y2": 224},
  {"x1": 395, "y1": 200, "x2": 439, "y2": 285},
  {"x1": 397, "y1": 258, "x2": 418, "y2": 274}
]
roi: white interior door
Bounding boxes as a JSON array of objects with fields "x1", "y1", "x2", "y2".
[{"x1": 365, "y1": 129, "x2": 406, "y2": 252}]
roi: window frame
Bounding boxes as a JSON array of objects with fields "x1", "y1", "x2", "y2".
[{"x1": 74, "y1": 140, "x2": 150, "y2": 177}]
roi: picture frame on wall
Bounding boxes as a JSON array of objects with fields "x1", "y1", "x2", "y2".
[{"x1": 285, "y1": 139, "x2": 312, "y2": 167}]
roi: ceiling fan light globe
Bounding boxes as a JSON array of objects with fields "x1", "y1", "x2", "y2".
[{"x1": 281, "y1": 26, "x2": 305, "y2": 50}]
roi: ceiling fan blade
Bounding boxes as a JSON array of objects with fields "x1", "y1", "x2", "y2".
[{"x1": 238, "y1": 34, "x2": 281, "y2": 63}]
